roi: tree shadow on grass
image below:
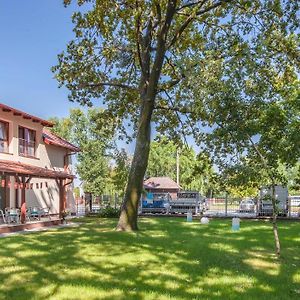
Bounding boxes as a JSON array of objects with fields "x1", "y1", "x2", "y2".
[{"x1": 0, "y1": 217, "x2": 299, "y2": 299}]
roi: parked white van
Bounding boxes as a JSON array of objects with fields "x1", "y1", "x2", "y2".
[{"x1": 289, "y1": 195, "x2": 300, "y2": 206}]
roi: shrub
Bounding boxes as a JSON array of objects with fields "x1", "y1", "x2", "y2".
[{"x1": 99, "y1": 206, "x2": 120, "y2": 218}]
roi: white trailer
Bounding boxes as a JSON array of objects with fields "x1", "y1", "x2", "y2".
[
  {"x1": 258, "y1": 185, "x2": 288, "y2": 216},
  {"x1": 170, "y1": 191, "x2": 201, "y2": 215}
]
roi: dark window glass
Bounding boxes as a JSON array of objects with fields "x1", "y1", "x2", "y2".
[
  {"x1": 0, "y1": 121, "x2": 9, "y2": 153},
  {"x1": 19, "y1": 127, "x2": 36, "y2": 157}
]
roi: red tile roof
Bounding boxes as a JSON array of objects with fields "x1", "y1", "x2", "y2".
[
  {"x1": 0, "y1": 103, "x2": 80, "y2": 152},
  {"x1": 144, "y1": 177, "x2": 180, "y2": 190},
  {"x1": 0, "y1": 159, "x2": 74, "y2": 179},
  {"x1": 0, "y1": 103, "x2": 53, "y2": 127},
  {"x1": 43, "y1": 129, "x2": 80, "y2": 152}
]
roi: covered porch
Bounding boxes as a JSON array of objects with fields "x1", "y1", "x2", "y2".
[{"x1": 0, "y1": 160, "x2": 74, "y2": 233}]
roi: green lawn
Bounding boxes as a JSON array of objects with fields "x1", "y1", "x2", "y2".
[{"x1": 0, "y1": 217, "x2": 299, "y2": 300}]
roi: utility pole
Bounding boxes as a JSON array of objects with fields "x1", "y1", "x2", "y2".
[{"x1": 176, "y1": 149, "x2": 180, "y2": 186}]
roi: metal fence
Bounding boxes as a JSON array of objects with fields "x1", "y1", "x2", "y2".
[
  {"x1": 203, "y1": 197, "x2": 300, "y2": 218},
  {"x1": 139, "y1": 196, "x2": 300, "y2": 219},
  {"x1": 76, "y1": 194, "x2": 122, "y2": 216},
  {"x1": 77, "y1": 194, "x2": 300, "y2": 219}
]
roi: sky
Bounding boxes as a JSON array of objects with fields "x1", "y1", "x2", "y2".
[
  {"x1": 0, "y1": 0, "x2": 195, "y2": 156},
  {"x1": 0, "y1": 1, "x2": 85, "y2": 119}
]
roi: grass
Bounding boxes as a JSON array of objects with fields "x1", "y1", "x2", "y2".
[{"x1": 0, "y1": 217, "x2": 299, "y2": 300}]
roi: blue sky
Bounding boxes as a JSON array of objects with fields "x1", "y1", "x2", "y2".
[
  {"x1": 0, "y1": 1, "x2": 196, "y2": 156},
  {"x1": 0, "y1": 1, "x2": 84, "y2": 119}
]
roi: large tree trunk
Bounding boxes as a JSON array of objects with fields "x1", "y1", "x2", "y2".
[
  {"x1": 271, "y1": 184, "x2": 281, "y2": 256},
  {"x1": 116, "y1": 0, "x2": 176, "y2": 231},
  {"x1": 116, "y1": 98, "x2": 154, "y2": 231}
]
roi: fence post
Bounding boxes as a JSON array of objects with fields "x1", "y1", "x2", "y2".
[
  {"x1": 288, "y1": 197, "x2": 291, "y2": 218},
  {"x1": 256, "y1": 201, "x2": 258, "y2": 217},
  {"x1": 225, "y1": 193, "x2": 228, "y2": 217}
]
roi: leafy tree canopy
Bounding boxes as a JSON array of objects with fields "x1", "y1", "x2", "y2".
[
  {"x1": 53, "y1": 0, "x2": 299, "y2": 231},
  {"x1": 50, "y1": 108, "x2": 115, "y2": 195},
  {"x1": 53, "y1": 0, "x2": 298, "y2": 142}
]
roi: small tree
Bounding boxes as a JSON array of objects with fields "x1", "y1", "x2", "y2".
[
  {"x1": 112, "y1": 149, "x2": 131, "y2": 196},
  {"x1": 50, "y1": 108, "x2": 115, "y2": 196},
  {"x1": 192, "y1": 77, "x2": 299, "y2": 255}
]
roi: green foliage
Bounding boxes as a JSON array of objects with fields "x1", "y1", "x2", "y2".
[
  {"x1": 77, "y1": 140, "x2": 112, "y2": 195},
  {"x1": 51, "y1": 108, "x2": 133, "y2": 196},
  {"x1": 48, "y1": 117, "x2": 73, "y2": 141},
  {"x1": 98, "y1": 206, "x2": 120, "y2": 218},
  {"x1": 278, "y1": 162, "x2": 300, "y2": 196},
  {"x1": 53, "y1": 0, "x2": 299, "y2": 144},
  {"x1": 146, "y1": 136, "x2": 217, "y2": 195},
  {"x1": 50, "y1": 108, "x2": 114, "y2": 196},
  {"x1": 111, "y1": 148, "x2": 131, "y2": 196},
  {"x1": 194, "y1": 80, "x2": 300, "y2": 191},
  {"x1": 147, "y1": 136, "x2": 177, "y2": 178},
  {"x1": 73, "y1": 186, "x2": 80, "y2": 198}
]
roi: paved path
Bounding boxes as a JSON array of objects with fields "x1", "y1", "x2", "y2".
[{"x1": 0, "y1": 222, "x2": 81, "y2": 238}]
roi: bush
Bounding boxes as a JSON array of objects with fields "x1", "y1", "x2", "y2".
[{"x1": 99, "y1": 206, "x2": 120, "y2": 218}]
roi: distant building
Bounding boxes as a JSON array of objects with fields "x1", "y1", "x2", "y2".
[{"x1": 144, "y1": 177, "x2": 180, "y2": 200}]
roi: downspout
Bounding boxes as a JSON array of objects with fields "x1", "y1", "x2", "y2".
[
  {"x1": 58, "y1": 178, "x2": 74, "y2": 219},
  {"x1": 64, "y1": 178, "x2": 74, "y2": 187},
  {"x1": 64, "y1": 152, "x2": 77, "y2": 171}
]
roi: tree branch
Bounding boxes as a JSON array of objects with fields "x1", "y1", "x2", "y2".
[
  {"x1": 161, "y1": 89, "x2": 201, "y2": 146},
  {"x1": 158, "y1": 77, "x2": 182, "y2": 93},
  {"x1": 135, "y1": 1, "x2": 144, "y2": 77},
  {"x1": 154, "y1": 104, "x2": 192, "y2": 114},
  {"x1": 195, "y1": 0, "x2": 231, "y2": 16},
  {"x1": 177, "y1": 0, "x2": 208, "y2": 12},
  {"x1": 82, "y1": 82, "x2": 137, "y2": 90},
  {"x1": 147, "y1": 0, "x2": 177, "y2": 100},
  {"x1": 169, "y1": 0, "x2": 232, "y2": 48},
  {"x1": 152, "y1": 1, "x2": 162, "y2": 30}
]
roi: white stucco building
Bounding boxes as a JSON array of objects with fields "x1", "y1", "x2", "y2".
[{"x1": 0, "y1": 102, "x2": 79, "y2": 221}]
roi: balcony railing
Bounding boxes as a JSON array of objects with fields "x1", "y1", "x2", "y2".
[{"x1": 19, "y1": 139, "x2": 36, "y2": 157}]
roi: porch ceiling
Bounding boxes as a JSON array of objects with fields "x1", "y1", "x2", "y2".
[{"x1": 0, "y1": 159, "x2": 74, "y2": 179}]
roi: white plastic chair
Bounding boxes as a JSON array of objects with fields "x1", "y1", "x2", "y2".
[
  {"x1": 5, "y1": 208, "x2": 20, "y2": 224},
  {"x1": 40, "y1": 207, "x2": 51, "y2": 220},
  {"x1": 0, "y1": 209, "x2": 6, "y2": 224}
]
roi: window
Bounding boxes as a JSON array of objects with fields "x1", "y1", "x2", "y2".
[
  {"x1": 0, "y1": 121, "x2": 9, "y2": 153},
  {"x1": 19, "y1": 127, "x2": 36, "y2": 157}
]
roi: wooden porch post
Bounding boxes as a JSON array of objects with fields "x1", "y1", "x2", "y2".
[
  {"x1": 15, "y1": 176, "x2": 20, "y2": 208},
  {"x1": 59, "y1": 179, "x2": 66, "y2": 219},
  {"x1": 5, "y1": 176, "x2": 10, "y2": 209},
  {"x1": 20, "y1": 176, "x2": 26, "y2": 224}
]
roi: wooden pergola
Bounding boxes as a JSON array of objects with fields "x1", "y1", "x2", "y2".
[{"x1": 0, "y1": 160, "x2": 74, "y2": 223}]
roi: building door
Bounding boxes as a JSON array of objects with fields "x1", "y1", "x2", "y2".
[{"x1": 0, "y1": 176, "x2": 9, "y2": 210}]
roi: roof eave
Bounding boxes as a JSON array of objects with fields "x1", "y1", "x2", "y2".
[
  {"x1": 43, "y1": 137, "x2": 80, "y2": 152},
  {"x1": 0, "y1": 103, "x2": 54, "y2": 127}
]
